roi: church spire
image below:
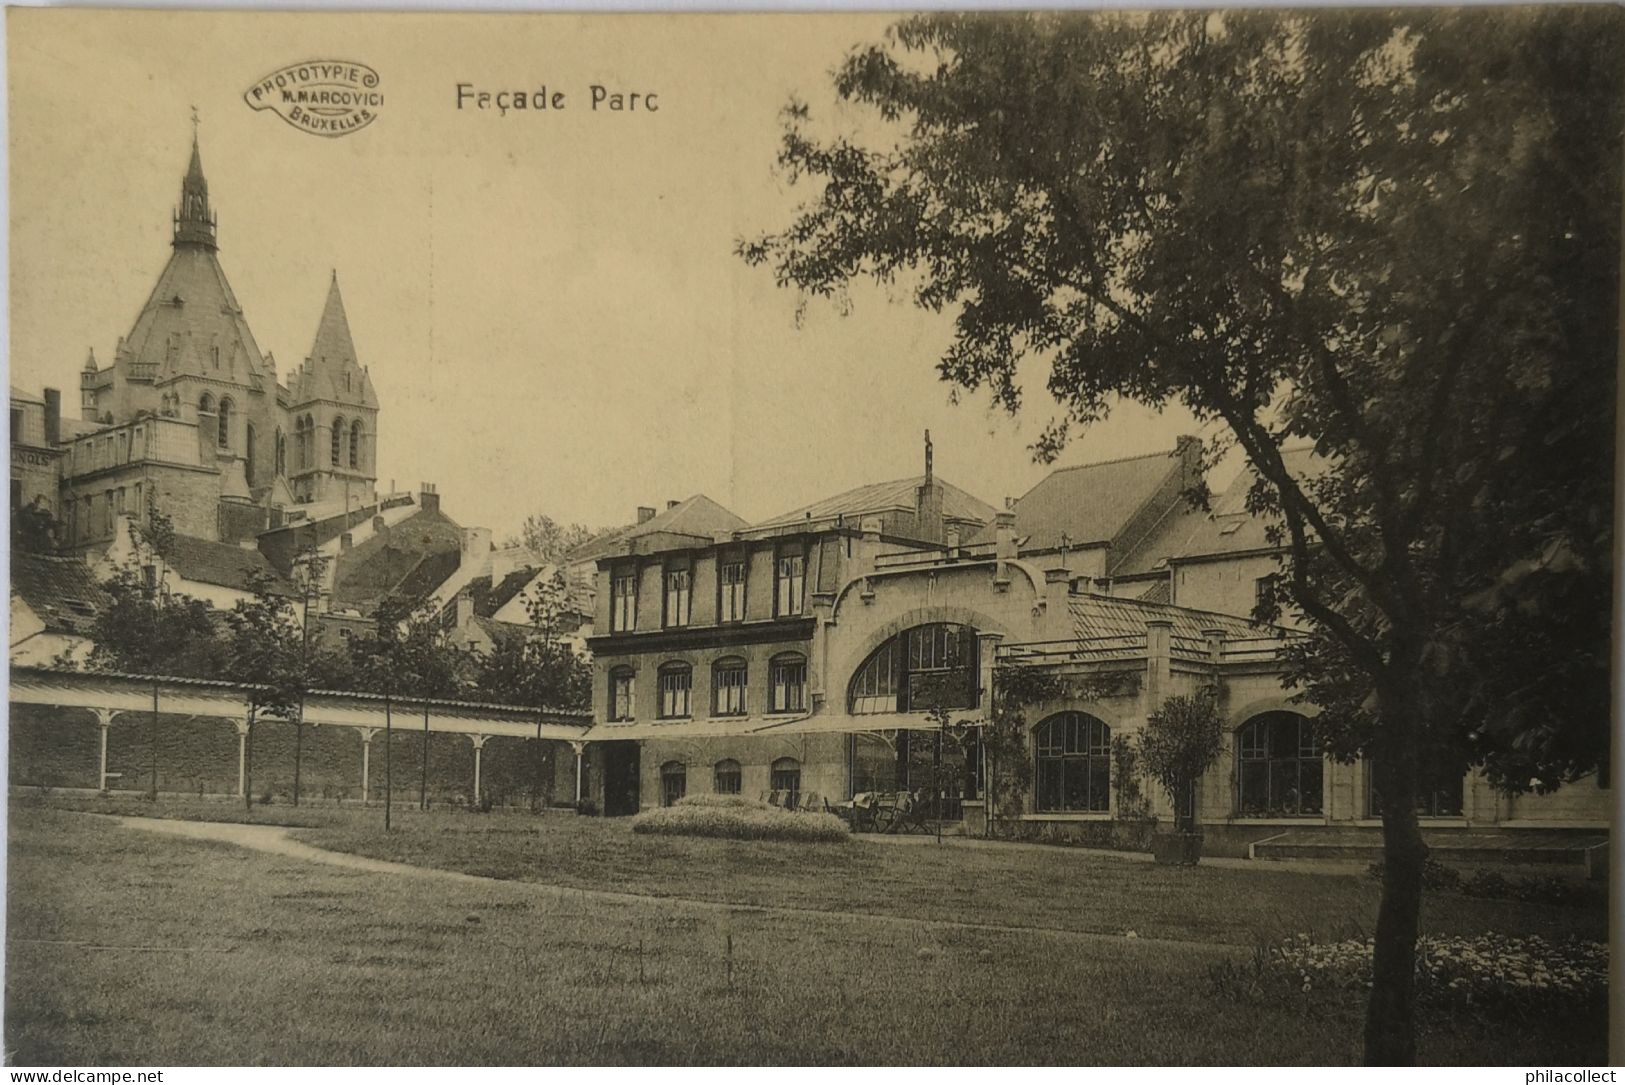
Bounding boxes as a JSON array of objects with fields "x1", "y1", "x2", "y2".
[{"x1": 173, "y1": 126, "x2": 217, "y2": 251}]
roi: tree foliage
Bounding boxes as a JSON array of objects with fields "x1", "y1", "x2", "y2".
[
  {"x1": 1138, "y1": 693, "x2": 1224, "y2": 834},
  {"x1": 740, "y1": 8, "x2": 1620, "y2": 1063},
  {"x1": 473, "y1": 572, "x2": 593, "y2": 710},
  {"x1": 506, "y1": 514, "x2": 598, "y2": 564}
]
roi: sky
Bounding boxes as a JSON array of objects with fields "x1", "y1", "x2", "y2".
[{"x1": 7, "y1": 9, "x2": 1218, "y2": 541}]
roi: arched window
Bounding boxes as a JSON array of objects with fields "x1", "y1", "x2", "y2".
[
  {"x1": 608, "y1": 667, "x2": 635, "y2": 722},
  {"x1": 848, "y1": 623, "x2": 977, "y2": 714},
  {"x1": 331, "y1": 416, "x2": 345, "y2": 466},
  {"x1": 198, "y1": 392, "x2": 214, "y2": 416},
  {"x1": 349, "y1": 419, "x2": 362, "y2": 469},
  {"x1": 770, "y1": 757, "x2": 801, "y2": 805},
  {"x1": 245, "y1": 423, "x2": 257, "y2": 485},
  {"x1": 660, "y1": 761, "x2": 687, "y2": 807},
  {"x1": 1237, "y1": 712, "x2": 1322, "y2": 817},
  {"x1": 657, "y1": 662, "x2": 691, "y2": 719},
  {"x1": 216, "y1": 397, "x2": 233, "y2": 448},
  {"x1": 714, "y1": 759, "x2": 742, "y2": 795},
  {"x1": 1034, "y1": 712, "x2": 1111, "y2": 813},
  {"x1": 769, "y1": 652, "x2": 806, "y2": 714},
  {"x1": 712, "y1": 657, "x2": 747, "y2": 716},
  {"x1": 302, "y1": 414, "x2": 314, "y2": 470},
  {"x1": 275, "y1": 428, "x2": 287, "y2": 476}
]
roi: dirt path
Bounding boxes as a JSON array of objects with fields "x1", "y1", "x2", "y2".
[{"x1": 117, "y1": 815, "x2": 1237, "y2": 955}]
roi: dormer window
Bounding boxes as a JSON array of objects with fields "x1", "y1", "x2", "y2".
[
  {"x1": 775, "y1": 545, "x2": 806, "y2": 617},
  {"x1": 663, "y1": 565, "x2": 692, "y2": 628},
  {"x1": 610, "y1": 570, "x2": 637, "y2": 633}
]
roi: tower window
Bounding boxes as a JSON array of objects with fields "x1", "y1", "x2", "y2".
[
  {"x1": 349, "y1": 420, "x2": 362, "y2": 470},
  {"x1": 217, "y1": 397, "x2": 233, "y2": 448},
  {"x1": 331, "y1": 416, "x2": 345, "y2": 466}
]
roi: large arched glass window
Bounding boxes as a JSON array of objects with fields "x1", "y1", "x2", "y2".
[
  {"x1": 331, "y1": 416, "x2": 345, "y2": 466},
  {"x1": 1367, "y1": 758, "x2": 1464, "y2": 818},
  {"x1": 848, "y1": 623, "x2": 977, "y2": 714},
  {"x1": 714, "y1": 759, "x2": 742, "y2": 795},
  {"x1": 349, "y1": 419, "x2": 363, "y2": 469},
  {"x1": 302, "y1": 414, "x2": 315, "y2": 470},
  {"x1": 245, "y1": 423, "x2": 257, "y2": 484},
  {"x1": 768, "y1": 652, "x2": 806, "y2": 714},
  {"x1": 1034, "y1": 712, "x2": 1111, "y2": 813},
  {"x1": 275, "y1": 428, "x2": 287, "y2": 476},
  {"x1": 712, "y1": 657, "x2": 747, "y2": 716},
  {"x1": 215, "y1": 397, "x2": 233, "y2": 448},
  {"x1": 660, "y1": 761, "x2": 686, "y2": 807},
  {"x1": 657, "y1": 662, "x2": 692, "y2": 719},
  {"x1": 1237, "y1": 712, "x2": 1322, "y2": 817},
  {"x1": 198, "y1": 392, "x2": 214, "y2": 417},
  {"x1": 608, "y1": 667, "x2": 635, "y2": 722}
]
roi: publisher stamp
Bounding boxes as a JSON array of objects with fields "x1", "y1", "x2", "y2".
[{"x1": 244, "y1": 60, "x2": 383, "y2": 137}]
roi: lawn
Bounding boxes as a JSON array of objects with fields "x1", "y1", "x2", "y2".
[{"x1": 5, "y1": 797, "x2": 1610, "y2": 1064}]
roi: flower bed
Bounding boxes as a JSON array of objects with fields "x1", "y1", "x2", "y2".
[
  {"x1": 1274, "y1": 933, "x2": 1608, "y2": 1009},
  {"x1": 631, "y1": 795, "x2": 851, "y2": 843}
]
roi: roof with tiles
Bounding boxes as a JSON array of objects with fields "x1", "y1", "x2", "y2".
[
  {"x1": 10, "y1": 553, "x2": 110, "y2": 635},
  {"x1": 974, "y1": 441, "x2": 1198, "y2": 554},
  {"x1": 562, "y1": 495, "x2": 749, "y2": 564},
  {"x1": 754, "y1": 475, "x2": 997, "y2": 532},
  {"x1": 289, "y1": 275, "x2": 377, "y2": 410},
  {"x1": 1164, "y1": 446, "x2": 1326, "y2": 564},
  {"x1": 166, "y1": 533, "x2": 294, "y2": 595},
  {"x1": 1067, "y1": 592, "x2": 1286, "y2": 644}
]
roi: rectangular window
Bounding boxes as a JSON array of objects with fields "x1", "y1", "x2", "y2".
[
  {"x1": 610, "y1": 672, "x2": 635, "y2": 722},
  {"x1": 610, "y1": 571, "x2": 637, "y2": 633},
  {"x1": 713, "y1": 663, "x2": 747, "y2": 716},
  {"x1": 9, "y1": 408, "x2": 21, "y2": 444},
  {"x1": 659, "y1": 668, "x2": 692, "y2": 719},
  {"x1": 719, "y1": 561, "x2": 746, "y2": 623},
  {"x1": 770, "y1": 657, "x2": 807, "y2": 714},
  {"x1": 775, "y1": 549, "x2": 805, "y2": 616},
  {"x1": 9, "y1": 478, "x2": 20, "y2": 511},
  {"x1": 664, "y1": 567, "x2": 692, "y2": 628}
]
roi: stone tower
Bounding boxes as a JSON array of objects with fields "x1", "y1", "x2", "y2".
[{"x1": 285, "y1": 272, "x2": 379, "y2": 506}]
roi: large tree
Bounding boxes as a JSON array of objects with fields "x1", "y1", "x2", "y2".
[{"x1": 740, "y1": 8, "x2": 1619, "y2": 1064}]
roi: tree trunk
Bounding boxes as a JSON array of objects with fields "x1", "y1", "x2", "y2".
[
  {"x1": 1364, "y1": 686, "x2": 1429, "y2": 1066},
  {"x1": 292, "y1": 715, "x2": 303, "y2": 807}
]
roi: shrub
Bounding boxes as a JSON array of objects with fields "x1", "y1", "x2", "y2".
[
  {"x1": 631, "y1": 796, "x2": 850, "y2": 843},
  {"x1": 1271, "y1": 933, "x2": 1607, "y2": 1010},
  {"x1": 1366, "y1": 856, "x2": 1461, "y2": 891}
]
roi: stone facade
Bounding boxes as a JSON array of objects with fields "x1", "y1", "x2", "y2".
[{"x1": 26, "y1": 136, "x2": 381, "y2": 555}]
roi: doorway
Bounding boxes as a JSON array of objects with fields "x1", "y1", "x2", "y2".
[{"x1": 602, "y1": 741, "x2": 642, "y2": 816}]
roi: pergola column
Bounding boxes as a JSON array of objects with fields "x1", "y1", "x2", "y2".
[
  {"x1": 91, "y1": 708, "x2": 117, "y2": 792},
  {"x1": 570, "y1": 740, "x2": 588, "y2": 805},
  {"x1": 469, "y1": 734, "x2": 490, "y2": 802},
  {"x1": 359, "y1": 727, "x2": 379, "y2": 804},
  {"x1": 234, "y1": 716, "x2": 251, "y2": 798}
]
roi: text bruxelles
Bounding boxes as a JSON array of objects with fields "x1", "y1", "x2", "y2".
[{"x1": 455, "y1": 83, "x2": 659, "y2": 115}]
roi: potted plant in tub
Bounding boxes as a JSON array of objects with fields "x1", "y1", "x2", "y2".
[{"x1": 1139, "y1": 691, "x2": 1224, "y2": 865}]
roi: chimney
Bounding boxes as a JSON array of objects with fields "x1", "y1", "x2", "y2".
[
  {"x1": 915, "y1": 429, "x2": 944, "y2": 544},
  {"x1": 1044, "y1": 555, "x2": 1073, "y2": 585},
  {"x1": 994, "y1": 511, "x2": 1017, "y2": 560},
  {"x1": 861, "y1": 516, "x2": 882, "y2": 543},
  {"x1": 1174, "y1": 434, "x2": 1204, "y2": 487},
  {"x1": 636, "y1": 506, "x2": 656, "y2": 524},
  {"x1": 340, "y1": 532, "x2": 353, "y2": 552},
  {"x1": 42, "y1": 388, "x2": 60, "y2": 446},
  {"x1": 666, "y1": 499, "x2": 680, "y2": 510},
  {"x1": 372, "y1": 515, "x2": 385, "y2": 533},
  {"x1": 418, "y1": 482, "x2": 439, "y2": 514}
]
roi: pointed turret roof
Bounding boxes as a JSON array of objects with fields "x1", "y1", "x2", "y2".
[
  {"x1": 290, "y1": 273, "x2": 377, "y2": 410},
  {"x1": 115, "y1": 141, "x2": 268, "y2": 385},
  {"x1": 173, "y1": 135, "x2": 217, "y2": 251}
]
